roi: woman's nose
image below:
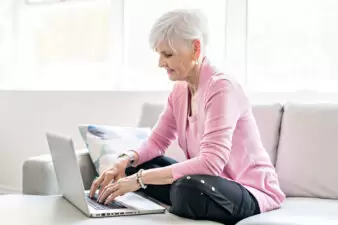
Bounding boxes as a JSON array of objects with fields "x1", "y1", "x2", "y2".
[{"x1": 158, "y1": 57, "x2": 166, "y2": 68}]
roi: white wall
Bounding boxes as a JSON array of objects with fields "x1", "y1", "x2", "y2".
[{"x1": 0, "y1": 91, "x2": 170, "y2": 193}]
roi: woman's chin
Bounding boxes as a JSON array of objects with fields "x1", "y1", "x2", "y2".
[
  {"x1": 168, "y1": 75, "x2": 177, "y2": 81},
  {"x1": 168, "y1": 73, "x2": 183, "y2": 82}
]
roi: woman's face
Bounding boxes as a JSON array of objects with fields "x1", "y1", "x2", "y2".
[{"x1": 155, "y1": 40, "x2": 200, "y2": 82}]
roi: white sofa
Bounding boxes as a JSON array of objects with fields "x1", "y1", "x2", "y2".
[{"x1": 22, "y1": 102, "x2": 338, "y2": 225}]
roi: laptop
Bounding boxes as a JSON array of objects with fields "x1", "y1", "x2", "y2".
[{"x1": 46, "y1": 132, "x2": 166, "y2": 218}]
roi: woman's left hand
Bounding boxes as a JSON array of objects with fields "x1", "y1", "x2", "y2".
[{"x1": 97, "y1": 174, "x2": 140, "y2": 204}]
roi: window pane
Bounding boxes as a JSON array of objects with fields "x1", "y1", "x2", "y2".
[
  {"x1": 247, "y1": 0, "x2": 338, "y2": 92},
  {"x1": 123, "y1": 0, "x2": 227, "y2": 90},
  {"x1": 13, "y1": 0, "x2": 121, "y2": 90}
]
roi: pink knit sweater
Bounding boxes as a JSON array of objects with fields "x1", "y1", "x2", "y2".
[{"x1": 135, "y1": 57, "x2": 285, "y2": 213}]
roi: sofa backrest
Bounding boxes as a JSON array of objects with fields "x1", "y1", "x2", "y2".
[
  {"x1": 276, "y1": 103, "x2": 338, "y2": 199},
  {"x1": 139, "y1": 102, "x2": 338, "y2": 200},
  {"x1": 138, "y1": 103, "x2": 165, "y2": 128},
  {"x1": 138, "y1": 102, "x2": 283, "y2": 165},
  {"x1": 251, "y1": 103, "x2": 283, "y2": 166}
]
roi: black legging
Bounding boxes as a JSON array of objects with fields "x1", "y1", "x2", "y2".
[{"x1": 125, "y1": 156, "x2": 260, "y2": 224}]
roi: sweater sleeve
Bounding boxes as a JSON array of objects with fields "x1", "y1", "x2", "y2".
[
  {"x1": 170, "y1": 78, "x2": 242, "y2": 180},
  {"x1": 134, "y1": 91, "x2": 177, "y2": 165}
]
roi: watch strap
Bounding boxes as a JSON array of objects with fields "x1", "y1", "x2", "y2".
[{"x1": 118, "y1": 151, "x2": 136, "y2": 167}]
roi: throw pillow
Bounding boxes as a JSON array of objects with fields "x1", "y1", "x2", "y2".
[{"x1": 78, "y1": 124, "x2": 151, "y2": 175}]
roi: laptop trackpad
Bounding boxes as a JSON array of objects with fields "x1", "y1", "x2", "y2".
[{"x1": 116, "y1": 192, "x2": 164, "y2": 211}]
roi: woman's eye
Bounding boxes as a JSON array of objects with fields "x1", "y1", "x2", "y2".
[{"x1": 164, "y1": 53, "x2": 173, "y2": 58}]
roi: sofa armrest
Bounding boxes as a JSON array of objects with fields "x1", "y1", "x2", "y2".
[{"x1": 22, "y1": 149, "x2": 97, "y2": 195}]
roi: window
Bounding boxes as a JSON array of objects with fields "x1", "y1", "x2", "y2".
[
  {"x1": 0, "y1": 0, "x2": 15, "y2": 84},
  {"x1": 3, "y1": 0, "x2": 227, "y2": 90},
  {"x1": 9, "y1": 0, "x2": 121, "y2": 90},
  {"x1": 247, "y1": 0, "x2": 338, "y2": 92},
  {"x1": 7, "y1": 0, "x2": 337, "y2": 92}
]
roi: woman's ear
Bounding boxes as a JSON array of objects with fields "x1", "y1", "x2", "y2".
[{"x1": 192, "y1": 39, "x2": 201, "y2": 61}]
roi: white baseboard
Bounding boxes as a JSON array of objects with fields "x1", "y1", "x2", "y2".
[{"x1": 0, "y1": 185, "x2": 22, "y2": 194}]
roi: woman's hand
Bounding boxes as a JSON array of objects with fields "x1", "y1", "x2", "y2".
[
  {"x1": 89, "y1": 158, "x2": 129, "y2": 199},
  {"x1": 97, "y1": 174, "x2": 141, "y2": 204}
]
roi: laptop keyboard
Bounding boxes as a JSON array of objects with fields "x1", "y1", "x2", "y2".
[{"x1": 86, "y1": 194, "x2": 127, "y2": 210}]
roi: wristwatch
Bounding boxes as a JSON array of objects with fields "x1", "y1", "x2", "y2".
[{"x1": 118, "y1": 151, "x2": 136, "y2": 167}]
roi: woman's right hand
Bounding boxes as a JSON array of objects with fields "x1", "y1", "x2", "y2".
[{"x1": 89, "y1": 158, "x2": 129, "y2": 199}]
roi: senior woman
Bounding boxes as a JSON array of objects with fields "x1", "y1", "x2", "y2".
[{"x1": 90, "y1": 9, "x2": 285, "y2": 224}]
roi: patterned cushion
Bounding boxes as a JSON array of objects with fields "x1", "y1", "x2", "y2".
[{"x1": 78, "y1": 124, "x2": 151, "y2": 174}]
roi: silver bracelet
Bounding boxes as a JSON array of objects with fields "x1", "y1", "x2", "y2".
[{"x1": 136, "y1": 169, "x2": 147, "y2": 189}]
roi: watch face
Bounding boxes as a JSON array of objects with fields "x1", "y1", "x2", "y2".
[{"x1": 127, "y1": 152, "x2": 135, "y2": 159}]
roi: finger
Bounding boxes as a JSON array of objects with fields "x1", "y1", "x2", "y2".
[
  {"x1": 89, "y1": 176, "x2": 103, "y2": 198},
  {"x1": 116, "y1": 173, "x2": 122, "y2": 180},
  {"x1": 104, "y1": 190, "x2": 123, "y2": 205},
  {"x1": 98, "y1": 176, "x2": 112, "y2": 198},
  {"x1": 98, "y1": 183, "x2": 115, "y2": 203},
  {"x1": 99, "y1": 183, "x2": 119, "y2": 203}
]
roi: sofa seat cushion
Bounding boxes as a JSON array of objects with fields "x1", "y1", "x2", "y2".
[{"x1": 237, "y1": 197, "x2": 338, "y2": 225}]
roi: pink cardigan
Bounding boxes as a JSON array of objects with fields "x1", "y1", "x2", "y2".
[{"x1": 135, "y1": 57, "x2": 285, "y2": 213}]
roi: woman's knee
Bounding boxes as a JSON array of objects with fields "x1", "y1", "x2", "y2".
[
  {"x1": 169, "y1": 175, "x2": 241, "y2": 224},
  {"x1": 169, "y1": 176, "x2": 209, "y2": 219}
]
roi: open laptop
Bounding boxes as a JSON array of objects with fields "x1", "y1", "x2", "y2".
[{"x1": 46, "y1": 132, "x2": 166, "y2": 218}]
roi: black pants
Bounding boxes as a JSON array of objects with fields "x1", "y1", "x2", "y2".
[{"x1": 125, "y1": 156, "x2": 260, "y2": 225}]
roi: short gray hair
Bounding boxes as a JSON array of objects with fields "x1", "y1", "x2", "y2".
[{"x1": 149, "y1": 9, "x2": 209, "y2": 53}]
